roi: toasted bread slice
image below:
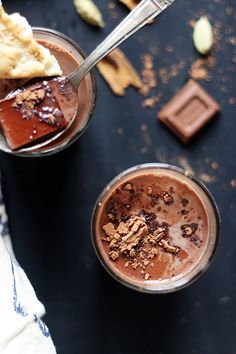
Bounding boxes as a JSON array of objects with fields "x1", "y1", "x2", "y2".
[{"x1": 0, "y1": 5, "x2": 62, "y2": 79}]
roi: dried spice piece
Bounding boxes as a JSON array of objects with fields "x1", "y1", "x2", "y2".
[
  {"x1": 119, "y1": 0, "x2": 140, "y2": 11},
  {"x1": 74, "y1": 0, "x2": 105, "y2": 28},
  {"x1": 193, "y1": 17, "x2": 214, "y2": 55},
  {"x1": 97, "y1": 49, "x2": 142, "y2": 96},
  {"x1": 181, "y1": 223, "x2": 198, "y2": 238}
]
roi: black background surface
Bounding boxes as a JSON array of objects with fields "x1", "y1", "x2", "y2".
[{"x1": 1, "y1": 1, "x2": 236, "y2": 353}]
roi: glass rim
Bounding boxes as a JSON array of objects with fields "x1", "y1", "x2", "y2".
[
  {"x1": 2, "y1": 27, "x2": 97, "y2": 157},
  {"x1": 91, "y1": 163, "x2": 220, "y2": 294}
]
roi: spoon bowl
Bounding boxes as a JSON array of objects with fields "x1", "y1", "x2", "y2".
[{"x1": 0, "y1": 0, "x2": 175, "y2": 155}]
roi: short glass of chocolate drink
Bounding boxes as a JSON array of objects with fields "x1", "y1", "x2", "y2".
[
  {"x1": 91, "y1": 163, "x2": 220, "y2": 293},
  {"x1": 0, "y1": 28, "x2": 96, "y2": 157}
]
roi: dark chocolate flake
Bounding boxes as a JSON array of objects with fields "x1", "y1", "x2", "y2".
[
  {"x1": 181, "y1": 198, "x2": 189, "y2": 207},
  {"x1": 161, "y1": 191, "x2": 174, "y2": 205},
  {"x1": 106, "y1": 200, "x2": 117, "y2": 217}
]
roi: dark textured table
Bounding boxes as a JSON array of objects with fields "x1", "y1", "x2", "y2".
[{"x1": 1, "y1": 1, "x2": 236, "y2": 353}]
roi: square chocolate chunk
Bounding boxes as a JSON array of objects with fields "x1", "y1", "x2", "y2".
[{"x1": 158, "y1": 80, "x2": 220, "y2": 143}]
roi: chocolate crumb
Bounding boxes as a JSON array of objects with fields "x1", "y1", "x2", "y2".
[
  {"x1": 144, "y1": 272, "x2": 151, "y2": 280},
  {"x1": 181, "y1": 198, "x2": 189, "y2": 207},
  {"x1": 159, "y1": 239, "x2": 179, "y2": 254},
  {"x1": 123, "y1": 183, "x2": 133, "y2": 191},
  {"x1": 161, "y1": 191, "x2": 174, "y2": 205},
  {"x1": 109, "y1": 250, "x2": 119, "y2": 261}
]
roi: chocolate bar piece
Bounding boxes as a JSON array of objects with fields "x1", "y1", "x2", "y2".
[{"x1": 158, "y1": 80, "x2": 220, "y2": 143}]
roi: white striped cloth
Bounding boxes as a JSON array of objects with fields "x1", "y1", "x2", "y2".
[{"x1": 0, "y1": 185, "x2": 57, "y2": 354}]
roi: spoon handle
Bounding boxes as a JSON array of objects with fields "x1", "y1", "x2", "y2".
[{"x1": 68, "y1": 0, "x2": 174, "y2": 87}]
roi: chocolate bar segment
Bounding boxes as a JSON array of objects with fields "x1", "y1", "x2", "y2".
[{"x1": 158, "y1": 80, "x2": 220, "y2": 143}]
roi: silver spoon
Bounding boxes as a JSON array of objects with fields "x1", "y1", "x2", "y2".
[{"x1": 0, "y1": 0, "x2": 174, "y2": 154}]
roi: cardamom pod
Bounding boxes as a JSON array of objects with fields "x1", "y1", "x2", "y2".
[
  {"x1": 193, "y1": 16, "x2": 213, "y2": 55},
  {"x1": 74, "y1": 0, "x2": 105, "y2": 28}
]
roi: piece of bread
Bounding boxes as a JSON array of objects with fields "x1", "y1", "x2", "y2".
[{"x1": 0, "y1": 4, "x2": 62, "y2": 79}]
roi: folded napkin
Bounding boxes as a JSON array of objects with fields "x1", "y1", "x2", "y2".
[{"x1": 0, "y1": 185, "x2": 57, "y2": 354}]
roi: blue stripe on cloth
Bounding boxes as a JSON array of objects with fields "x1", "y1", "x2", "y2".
[{"x1": 10, "y1": 257, "x2": 50, "y2": 338}]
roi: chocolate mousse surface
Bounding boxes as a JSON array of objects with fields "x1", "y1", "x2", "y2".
[{"x1": 96, "y1": 172, "x2": 208, "y2": 282}]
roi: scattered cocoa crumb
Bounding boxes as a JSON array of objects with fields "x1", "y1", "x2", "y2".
[
  {"x1": 226, "y1": 37, "x2": 236, "y2": 46},
  {"x1": 140, "y1": 124, "x2": 148, "y2": 132},
  {"x1": 108, "y1": 2, "x2": 116, "y2": 9},
  {"x1": 117, "y1": 127, "x2": 124, "y2": 135},
  {"x1": 189, "y1": 57, "x2": 216, "y2": 81},
  {"x1": 140, "y1": 146, "x2": 148, "y2": 154},
  {"x1": 226, "y1": 7, "x2": 234, "y2": 16},
  {"x1": 211, "y1": 162, "x2": 219, "y2": 170},
  {"x1": 142, "y1": 94, "x2": 162, "y2": 109},
  {"x1": 229, "y1": 97, "x2": 236, "y2": 105},
  {"x1": 139, "y1": 54, "x2": 157, "y2": 96},
  {"x1": 13, "y1": 89, "x2": 45, "y2": 106},
  {"x1": 198, "y1": 173, "x2": 216, "y2": 183},
  {"x1": 231, "y1": 179, "x2": 236, "y2": 189},
  {"x1": 159, "y1": 60, "x2": 186, "y2": 85},
  {"x1": 165, "y1": 45, "x2": 175, "y2": 53},
  {"x1": 177, "y1": 157, "x2": 195, "y2": 176},
  {"x1": 12, "y1": 88, "x2": 45, "y2": 113}
]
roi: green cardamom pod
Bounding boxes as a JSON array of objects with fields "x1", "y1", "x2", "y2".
[
  {"x1": 74, "y1": 0, "x2": 105, "y2": 28},
  {"x1": 193, "y1": 16, "x2": 213, "y2": 55}
]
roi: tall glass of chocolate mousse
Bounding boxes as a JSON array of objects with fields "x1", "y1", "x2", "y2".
[
  {"x1": 0, "y1": 28, "x2": 96, "y2": 157},
  {"x1": 92, "y1": 164, "x2": 220, "y2": 293}
]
